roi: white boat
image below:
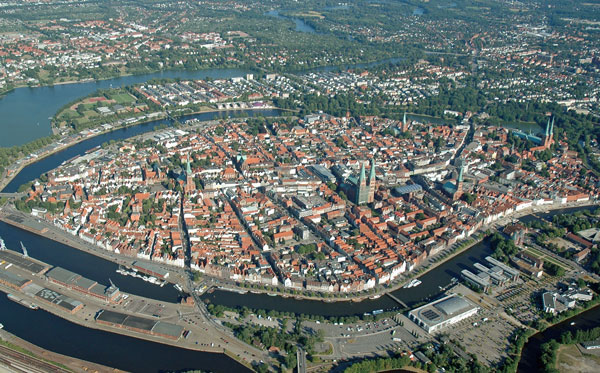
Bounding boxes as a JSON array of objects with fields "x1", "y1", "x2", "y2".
[
  {"x1": 174, "y1": 284, "x2": 183, "y2": 292},
  {"x1": 403, "y1": 279, "x2": 422, "y2": 288},
  {"x1": 0, "y1": 323, "x2": 3, "y2": 329},
  {"x1": 369, "y1": 294, "x2": 382, "y2": 299},
  {"x1": 0, "y1": 236, "x2": 6, "y2": 250}
]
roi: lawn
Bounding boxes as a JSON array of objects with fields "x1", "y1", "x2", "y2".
[
  {"x1": 110, "y1": 92, "x2": 136, "y2": 105},
  {"x1": 557, "y1": 344, "x2": 600, "y2": 373}
]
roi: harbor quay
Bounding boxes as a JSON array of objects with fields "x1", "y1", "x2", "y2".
[{"x1": 0, "y1": 245, "x2": 268, "y2": 369}]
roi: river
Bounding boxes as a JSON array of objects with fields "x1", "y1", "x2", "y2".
[
  {"x1": 0, "y1": 218, "x2": 255, "y2": 372},
  {"x1": 0, "y1": 68, "x2": 254, "y2": 147},
  {"x1": 518, "y1": 305, "x2": 600, "y2": 372},
  {"x1": 0, "y1": 293, "x2": 250, "y2": 373},
  {"x1": 202, "y1": 236, "x2": 494, "y2": 316},
  {"x1": 265, "y1": 10, "x2": 318, "y2": 34}
]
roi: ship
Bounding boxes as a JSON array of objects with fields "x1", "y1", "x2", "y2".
[
  {"x1": 116, "y1": 265, "x2": 166, "y2": 287},
  {"x1": 7, "y1": 294, "x2": 39, "y2": 310},
  {"x1": 369, "y1": 294, "x2": 382, "y2": 299},
  {"x1": 0, "y1": 236, "x2": 6, "y2": 251},
  {"x1": 402, "y1": 279, "x2": 422, "y2": 288},
  {"x1": 0, "y1": 323, "x2": 3, "y2": 330},
  {"x1": 174, "y1": 284, "x2": 183, "y2": 292}
]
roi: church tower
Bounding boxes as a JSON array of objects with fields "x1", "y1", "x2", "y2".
[
  {"x1": 368, "y1": 159, "x2": 376, "y2": 203},
  {"x1": 185, "y1": 155, "x2": 195, "y2": 194},
  {"x1": 453, "y1": 161, "x2": 464, "y2": 201},
  {"x1": 544, "y1": 116, "x2": 554, "y2": 149},
  {"x1": 355, "y1": 162, "x2": 369, "y2": 205},
  {"x1": 402, "y1": 112, "x2": 409, "y2": 132}
]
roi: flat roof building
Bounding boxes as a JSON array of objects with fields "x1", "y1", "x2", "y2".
[
  {"x1": 46, "y1": 267, "x2": 119, "y2": 302},
  {"x1": 461, "y1": 269, "x2": 491, "y2": 292},
  {"x1": 485, "y1": 256, "x2": 520, "y2": 281},
  {"x1": 96, "y1": 310, "x2": 183, "y2": 340},
  {"x1": 0, "y1": 269, "x2": 32, "y2": 290},
  {"x1": 0, "y1": 250, "x2": 50, "y2": 275},
  {"x1": 132, "y1": 261, "x2": 169, "y2": 279},
  {"x1": 408, "y1": 294, "x2": 479, "y2": 334}
]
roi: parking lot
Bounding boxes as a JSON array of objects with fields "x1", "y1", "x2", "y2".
[{"x1": 445, "y1": 309, "x2": 519, "y2": 366}]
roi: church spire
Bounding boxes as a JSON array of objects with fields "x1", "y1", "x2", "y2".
[
  {"x1": 186, "y1": 155, "x2": 192, "y2": 176},
  {"x1": 369, "y1": 159, "x2": 376, "y2": 185},
  {"x1": 359, "y1": 162, "x2": 366, "y2": 186}
]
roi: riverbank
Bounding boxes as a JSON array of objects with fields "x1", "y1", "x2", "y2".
[
  {"x1": 0, "y1": 106, "x2": 287, "y2": 193},
  {"x1": 517, "y1": 302, "x2": 600, "y2": 372},
  {"x1": 0, "y1": 209, "x2": 268, "y2": 369},
  {"x1": 1, "y1": 197, "x2": 596, "y2": 307}
]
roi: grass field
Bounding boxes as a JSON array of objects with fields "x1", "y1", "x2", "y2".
[
  {"x1": 524, "y1": 246, "x2": 570, "y2": 270},
  {"x1": 557, "y1": 344, "x2": 600, "y2": 373},
  {"x1": 110, "y1": 92, "x2": 136, "y2": 104}
]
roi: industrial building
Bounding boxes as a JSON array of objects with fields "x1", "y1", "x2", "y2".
[
  {"x1": 0, "y1": 250, "x2": 50, "y2": 275},
  {"x1": 46, "y1": 267, "x2": 120, "y2": 303},
  {"x1": 461, "y1": 261, "x2": 511, "y2": 291},
  {"x1": 24, "y1": 283, "x2": 84, "y2": 314},
  {"x1": 461, "y1": 269, "x2": 491, "y2": 292},
  {"x1": 408, "y1": 294, "x2": 479, "y2": 333},
  {"x1": 96, "y1": 310, "x2": 184, "y2": 340},
  {"x1": 0, "y1": 270, "x2": 32, "y2": 290}
]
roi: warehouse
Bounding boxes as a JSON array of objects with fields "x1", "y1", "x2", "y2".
[
  {"x1": 46, "y1": 267, "x2": 120, "y2": 302},
  {"x1": 0, "y1": 250, "x2": 50, "y2": 275},
  {"x1": 0, "y1": 269, "x2": 32, "y2": 290},
  {"x1": 408, "y1": 294, "x2": 479, "y2": 334},
  {"x1": 96, "y1": 310, "x2": 184, "y2": 340}
]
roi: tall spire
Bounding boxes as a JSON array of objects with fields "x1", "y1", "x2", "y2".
[
  {"x1": 369, "y1": 159, "x2": 376, "y2": 185},
  {"x1": 458, "y1": 163, "x2": 464, "y2": 183},
  {"x1": 545, "y1": 117, "x2": 550, "y2": 138},
  {"x1": 359, "y1": 162, "x2": 366, "y2": 186},
  {"x1": 550, "y1": 116, "x2": 554, "y2": 136},
  {"x1": 403, "y1": 112, "x2": 407, "y2": 127},
  {"x1": 186, "y1": 155, "x2": 192, "y2": 176}
]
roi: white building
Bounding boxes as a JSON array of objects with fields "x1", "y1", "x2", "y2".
[{"x1": 408, "y1": 294, "x2": 479, "y2": 333}]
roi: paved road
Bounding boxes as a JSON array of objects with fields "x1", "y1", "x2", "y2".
[{"x1": 297, "y1": 348, "x2": 307, "y2": 373}]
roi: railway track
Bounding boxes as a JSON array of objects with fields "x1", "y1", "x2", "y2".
[{"x1": 0, "y1": 344, "x2": 70, "y2": 373}]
